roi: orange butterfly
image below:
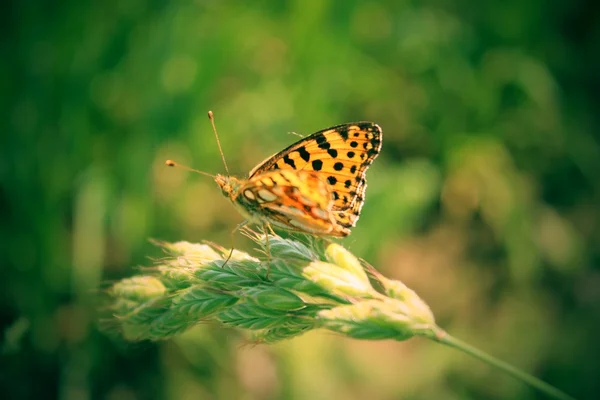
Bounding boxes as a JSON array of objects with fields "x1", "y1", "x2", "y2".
[{"x1": 167, "y1": 112, "x2": 382, "y2": 240}]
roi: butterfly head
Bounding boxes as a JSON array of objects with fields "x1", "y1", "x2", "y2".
[{"x1": 215, "y1": 174, "x2": 242, "y2": 198}]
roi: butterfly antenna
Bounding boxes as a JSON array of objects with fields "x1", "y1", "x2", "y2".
[
  {"x1": 208, "y1": 111, "x2": 230, "y2": 175},
  {"x1": 165, "y1": 160, "x2": 215, "y2": 179}
]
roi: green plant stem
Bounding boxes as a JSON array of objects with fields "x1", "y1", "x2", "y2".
[{"x1": 431, "y1": 328, "x2": 575, "y2": 400}]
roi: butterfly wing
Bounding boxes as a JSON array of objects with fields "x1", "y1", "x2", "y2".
[
  {"x1": 235, "y1": 170, "x2": 343, "y2": 236},
  {"x1": 248, "y1": 122, "x2": 382, "y2": 233}
]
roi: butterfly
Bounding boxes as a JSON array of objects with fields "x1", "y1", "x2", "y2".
[{"x1": 167, "y1": 112, "x2": 382, "y2": 240}]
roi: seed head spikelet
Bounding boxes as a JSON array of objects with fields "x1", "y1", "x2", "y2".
[{"x1": 101, "y1": 231, "x2": 576, "y2": 400}]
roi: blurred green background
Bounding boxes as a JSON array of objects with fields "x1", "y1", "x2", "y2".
[{"x1": 2, "y1": 0, "x2": 599, "y2": 399}]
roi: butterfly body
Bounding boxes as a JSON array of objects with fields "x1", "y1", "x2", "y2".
[{"x1": 214, "y1": 121, "x2": 382, "y2": 237}]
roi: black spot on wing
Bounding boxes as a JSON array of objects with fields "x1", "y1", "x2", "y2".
[
  {"x1": 328, "y1": 149, "x2": 338, "y2": 158},
  {"x1": 347, "y1": 151, "x2": 355, "y2": 158},
  {"x1": 344, "y1": 179, "x2": 352, "y2": 188},
  {"x1": 297, "y1": 146, "x2": 311, "y2": 162},
  {"x1": 312, "y1": 159, "x2": 323, "y2": 170},
  {"x1": 363, "y1": 150, "x2": 379, "y2": 163},
  {"x1": 334, "y1": 162, "x2": 344, "y2": 171},
  {"x1": 315, "y1": 133, "x2": 330, "y2": 150},
  {"x1": 318, "y1": 141, "x2": 331, "y2": 150},
  {"x1": 350, "y1": 165, "x2": 357, "y2": 174},
  {"x1": 338, "y1": 126, "x2": 349, "y2": 140},
  {"x1": 350, "y1": 141, "x2": 358, "y2": 148},
  {"x1": 315, "y1": 133, "x2": 327, "y2": 144},
  {"x1": 283, "y1": 154, "x2": 296, "y2": 168},
  {"x1": 327, "y1": 176, "x2": 337, "y2": 185}
]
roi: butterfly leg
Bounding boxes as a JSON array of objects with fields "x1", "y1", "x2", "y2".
[{"x1": 222, "y1": 220, "x2": 248, "y2": 267}]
